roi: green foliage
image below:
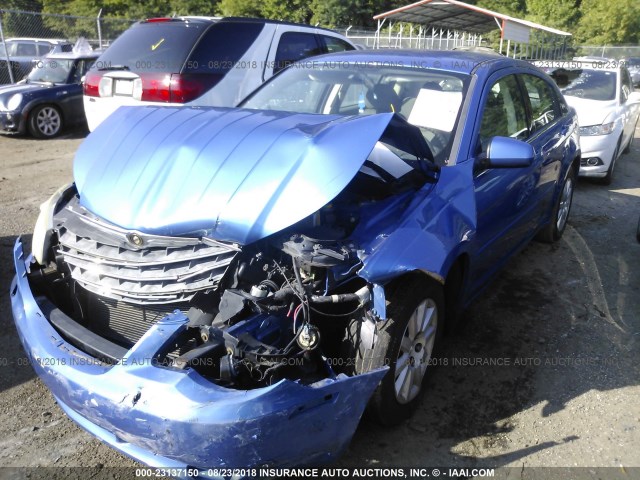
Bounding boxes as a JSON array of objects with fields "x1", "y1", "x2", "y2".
[
  {"x1": 10, "y1": 0, "x2": 640, "y2": 47},
  {"x1": 170, "y1": 0, "x2": 219, "y2": 16},
  {"x1": 219, "y1": 0, "x2": 262, "y2": 18},
  {"x1": 475, "y1": 0, "x2": 526, "y2": 16},
  {"x1": 261, "y1": 0, "x2": 312, "y2": 23},
  {"x1": 525, "y1": 0, "x2": 579, "y2": 32},
  {"x1": 576, "y1": 0, "x2": 640, "y2": 45},
  {"x1": 311, "y1": 0, "x2": 393, "y2": 28}
]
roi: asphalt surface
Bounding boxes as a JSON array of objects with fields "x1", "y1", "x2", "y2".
[{"x1": 0, "y1": 123, "x2": 639, "y2": 477}]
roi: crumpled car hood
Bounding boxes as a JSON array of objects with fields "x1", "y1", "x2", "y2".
[{"x1": 74, "y1": 106, "x2": 403, "y2": 245}]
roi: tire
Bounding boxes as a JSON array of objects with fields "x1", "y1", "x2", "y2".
[
  {"x1": 349, "y1": 277, "x2": 444, "y2": 426},
  {"x1": 28, "y1": 105, "x2": 63, "y2": 138},
  {"x1": 636, "y1": 216, "x2": 640, "y2": 243},
  {"x1": 536, "y1": 167, "x2": 575, "y2": 243},
  {"x1": 600, "y1": 138, "x2": 621, "y2": 186}
]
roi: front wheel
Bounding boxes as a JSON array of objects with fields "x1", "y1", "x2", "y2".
[
  {"x1": 350, "y1": 277, "x2": 444, "y2": 426},
  {"x1": 28, "y1": 105, "x2": 63, "y2": 138},
  {"x1": 537, "y1": 167, "x2": 575, "y2": 243}
]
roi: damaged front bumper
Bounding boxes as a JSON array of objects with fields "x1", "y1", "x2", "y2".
[
  {"x1": 10, "y1": 238, "x2": 386, "y2": 469},
  {"x1": 0, "y1": 109, "x2": 25, "y2": 134}
]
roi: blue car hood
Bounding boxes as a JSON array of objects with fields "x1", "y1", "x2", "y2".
[{"x1": 74, "y1": 106, "x2": 401, "y2": 245}]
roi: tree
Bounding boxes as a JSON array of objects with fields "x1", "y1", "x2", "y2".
[
  {"x1": 310, "y1": 0, "x2": 399, "y2": 29},
  {"x1": 576, "y1": 0, "x2": 640, "y2": 45},
  {"x1": 170, "y1": 0, "x2": 219, "y2": 17},
  {"x1": 525, "y1": 0, "x2": 579, "y2": 32},
  {"x1": 261, "y1": 0, "x2": 312, "y2": 24},
  {"x1": 218, "y1": 0, "x2": 263, "y2": 18},
  {"x1": 475, "y1": 0, "x2": 527, "y2": 16}
]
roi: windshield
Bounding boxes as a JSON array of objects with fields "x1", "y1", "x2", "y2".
[
  {"x1": 241, "y1": 63, "x2": 469, "y2": 163},
  {"x1": 552, "y1": 69, "x2": 617, "y2": 101},
  {"x1": 28, "y1": 59, "x2": 73, "y2": 84}
]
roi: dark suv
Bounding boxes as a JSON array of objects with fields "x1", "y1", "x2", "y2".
[{"x1": 83, "y1": 17, "x2": 355, "y2": 130}]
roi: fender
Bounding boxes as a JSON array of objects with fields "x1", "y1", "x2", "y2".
[{"x1": 358, "y1": 163, "x2": 476, "y2": 288}]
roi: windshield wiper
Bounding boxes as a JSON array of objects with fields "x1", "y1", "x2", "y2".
[{"x1": 97, "y1": 65, "x2": 130, "y2": 72}]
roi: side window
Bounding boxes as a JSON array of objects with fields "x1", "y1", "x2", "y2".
[
  {"x1": 37, "y1": 43, "x2": 53, "y2": 56},
  {"x1": 479, "y1": 75, "x2": 528, "y2": 148},
  {"x1": 274, "y1": 32, "x2": 322, "y2": 74},
  {"x1": 16, "y1": 42, "x2": 37, "y2": 56},
  {"x1": 521, "y1": 74, "x2": 559, "y2": 135},
  {"x1": 71, "y1": 60, "x2": 94, "y2": 83},
  {"x1": 186, "y1": 22, "x2": 264, "y2": 74},
  {"x1": 321, "y1": 36, "x2": 354, "y2": 54}
]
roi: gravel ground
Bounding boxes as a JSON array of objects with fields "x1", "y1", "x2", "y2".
[{"x1": 0, "y1": 123, "x2": 639, "y2": 477}]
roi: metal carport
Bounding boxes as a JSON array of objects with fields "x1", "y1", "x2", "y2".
[{"x1": 373, "y1": 0, "x2": 572, "y2": 60}]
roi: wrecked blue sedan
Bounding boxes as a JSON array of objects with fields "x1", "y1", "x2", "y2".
[{"x1": 11, "y1": 50, "x2": 579, "y2": 469}]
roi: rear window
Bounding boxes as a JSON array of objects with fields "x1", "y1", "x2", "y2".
[
  {"x1": 93, "y1": 21, "x2": 208, "y2": 73},
  {"x1": 16, "y1": 42, "x2": 37, "y2": 56},
  {"x1": 185, "y1": 21, "x2": 264, "y2": 74}
]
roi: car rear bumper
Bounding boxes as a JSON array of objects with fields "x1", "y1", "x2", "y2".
[{"x1": 10, "y1": 238, "x2": 386, "y2": 469}]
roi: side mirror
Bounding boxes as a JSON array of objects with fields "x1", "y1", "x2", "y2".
[{"x1": 477, "y1": 136, "x2": 534, "y2": 169}]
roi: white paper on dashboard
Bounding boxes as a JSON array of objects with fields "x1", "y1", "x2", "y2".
[{"x1": 408, "y1": 89, "x2": 463, "y2": 132}]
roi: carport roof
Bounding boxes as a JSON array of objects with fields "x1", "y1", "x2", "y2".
[{"x1": 373, "y1": 0, "x2": 571, "y2": 37}]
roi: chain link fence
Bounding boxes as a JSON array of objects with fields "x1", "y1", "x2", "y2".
[
  {"x1": 577, "y1": 45, "x2": 640, "y2": 59},
  {"x1": 0, "y1": 9, "x2": 135, "y2": 84},
  {"x1": 2, "y1": 8, "x2": 638, "y2": 85},
  {"x1": 339, "y1": 25, "x2": 640, "y2": 61}
]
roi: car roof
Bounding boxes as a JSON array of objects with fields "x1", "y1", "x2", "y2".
[
  {"x1": 6, "y1": 37, "x2": 69, "y2": 44},
  {"x1": 47, "y1": 52, "x2": 100, "y2": 60},
  {"x1": 136, "y1": 16, "x2": 347, "y2": 36},
  {"x1": 298, "y1": 49, "x2": 524, "y2": 75}
]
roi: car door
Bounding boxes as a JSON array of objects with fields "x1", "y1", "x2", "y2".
[
  {"x1": 65, "y1": 59, "x2": 92, "y2": 122},
  {"x1": 620, "y1": 67, "x2": 639, "y2": 146},
  {"x1": 470, "y1": 72, "x2": 543, "y2": 289},
  {"x1": 519, "y1": 72, "x2": 567, "y2": 226}
]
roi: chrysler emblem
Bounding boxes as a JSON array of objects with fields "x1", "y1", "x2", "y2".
[{"x1": 127, "y1": 232, "x2": 144, "y2": 247}]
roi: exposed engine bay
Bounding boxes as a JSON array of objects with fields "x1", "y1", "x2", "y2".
[{"x1": 28, "y1": 139, "x2": 438, "y2": 390}]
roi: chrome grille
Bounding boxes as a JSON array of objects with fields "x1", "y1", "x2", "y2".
[{"x1": 54, "y1": 199, "x2": 239, "y2": 305}]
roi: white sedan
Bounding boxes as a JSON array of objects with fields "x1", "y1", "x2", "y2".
[{"x1": 540, "y1": 60, "x2": 640, "y2": 185}]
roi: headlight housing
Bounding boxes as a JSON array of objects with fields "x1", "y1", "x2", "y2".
[
  {"x1": 7, "y1": 93, "x2": 23, "y2": 111},
  {"x1": 32, "y1": 183, "x2": 74, "y2": 265},
  {"x1": 579, "y1": 122, "x2": 615, "y2": 136}
]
